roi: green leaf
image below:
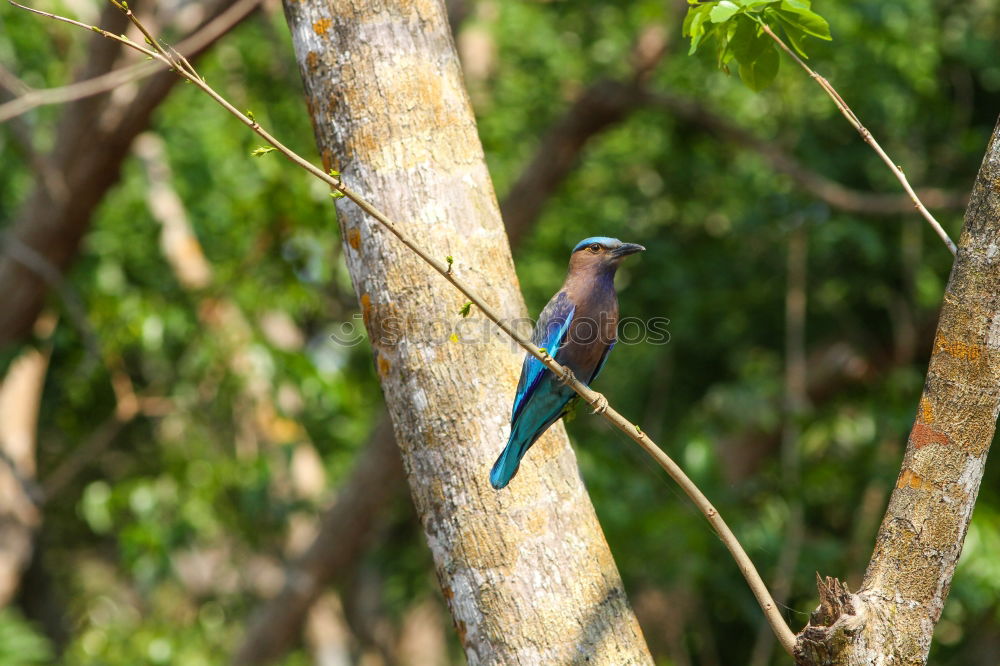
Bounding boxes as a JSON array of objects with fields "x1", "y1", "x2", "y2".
[
  {"x1": 709, "y1": 1, "x2": 741, "y2": 23},
  {"x1": 776, "y1": 1, "x2": 831, "y2": 40},
  {"x1": 683, "y1": 4, "x2": 715, "y2": 54},
  {"x1": 251, "y1": 146, "x2": 276, "y2": 157},
  {"x1": 729, "y1": 15, "x2": 767, "y2": 64},
  {"x1": 738, "y1": 42, "x2": 779, "y2": 91},
  {"x1": 459, "y1": 302, "x2": 472, "y2": 318},
  {"x1": 714, "y1": 19, "x2": 740, "y2": 67},
  {"x1": 329, "y1": 190, "x2": 345, "y2": 198},
  {"x1": 777, "y1": 18, "x2": 811, "y2": 58}
]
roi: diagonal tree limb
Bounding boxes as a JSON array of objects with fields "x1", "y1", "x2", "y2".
[
  {"x1": 232, "y1": 415, "x2": 405, "y2": 665},
  {"x1": 501, "y1": 22, "x2": 672, "y2": 248},
  {"x1": 501, "y1": 78, "x2": 649, "y2": 248}
]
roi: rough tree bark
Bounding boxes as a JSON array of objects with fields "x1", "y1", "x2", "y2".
[
  {"x1": 795, "y1": 117, "x2": 1000, "y2": 664},
  {"x1": 280, "y1": 0, "x2": 651, "y2": 663}
]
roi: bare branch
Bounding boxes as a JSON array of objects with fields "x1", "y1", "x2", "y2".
[
  {"x1": 500, "y1": 80, "x2": 967, "y2": 250},
  {"x1": 501, "y1": 79, "x2": 645, "y2": 248},
  {"x1": 501, "y1": 20, "x2": 675, "y2": 247},
  {"x1": 760, "y1": 23, "x2": 958, "y2": 256},
  {"x1": 0, "y1": 0, "x2": 255, "y2": 347},
  {"x1": 0, "y1": 0, "x2": 261, "y2": 127}
]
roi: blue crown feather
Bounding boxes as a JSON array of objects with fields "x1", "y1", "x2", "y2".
[{"x1": 572, "y1": 236, "x2": 621, "y2": 253}]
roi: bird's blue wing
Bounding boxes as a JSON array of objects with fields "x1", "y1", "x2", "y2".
[
  {"x1": 589, "y1": 339, "x2": 616, "y2": 383},
  {"x1": 510, "y1": 291, "x2": 575, "y2": 424}
]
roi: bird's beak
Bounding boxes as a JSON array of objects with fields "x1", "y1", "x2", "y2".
[{"x1": 611, "y1": 242, "x2": 645, "y2": 258}]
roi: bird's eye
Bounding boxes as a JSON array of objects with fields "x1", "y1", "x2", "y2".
[{"x1": 588, "y1": 243, "x2": 602, "y2": 253}]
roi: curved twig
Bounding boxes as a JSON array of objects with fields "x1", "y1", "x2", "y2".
[
  {"x1": 759, "y1": 23, "x2": 957, "y2": 256},
  {"x1": 0, "y1": 0, "x2": 262, "y2": 123}
]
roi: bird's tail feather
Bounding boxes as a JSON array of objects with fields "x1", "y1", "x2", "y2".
[
  {"x1": 489, "y1": 436, "x2": 525, "y2": 490},
  {"x1": 490, "y1": 410, "x2": 561, "y2": 489}
]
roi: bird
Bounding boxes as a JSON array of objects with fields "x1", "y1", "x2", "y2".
[{"x1": 490, "y1": 236, "x2": 645, "y2": 489}]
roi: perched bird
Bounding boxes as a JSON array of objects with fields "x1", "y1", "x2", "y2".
[{"x1": 490, "y1": 236, "x2": 644, "y2": 489}]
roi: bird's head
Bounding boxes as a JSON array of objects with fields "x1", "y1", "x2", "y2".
[{"x1": 568, "y1": 236, "x2": 645, "y2": 273}]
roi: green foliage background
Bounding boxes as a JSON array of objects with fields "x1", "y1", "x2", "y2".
[{"x1": 2, "y1": 0, "x2": 1000, "y2": 663}]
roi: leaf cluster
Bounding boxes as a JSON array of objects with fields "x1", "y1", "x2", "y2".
[{"x1": 683, "y1": 0, "x2": 832, "y2": 90}]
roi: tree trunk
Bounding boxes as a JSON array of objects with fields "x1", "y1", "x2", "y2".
[
  {"x1": 795, "y1": 116, "x2": 1000, "y2": 664},
  {"x1": 0, "y1": 316, "x2": 53, "y2": 605},
  {"x1": 280, "y1": 1, "x2": 651, "y2": 663}
]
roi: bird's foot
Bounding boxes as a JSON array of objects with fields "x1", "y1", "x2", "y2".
[
  {"x1": 557, "y1": 366, "x2": 576, "y2": 386},
  {"x1": 590, "y1": 393, "x2": 609, "y2": 415}
]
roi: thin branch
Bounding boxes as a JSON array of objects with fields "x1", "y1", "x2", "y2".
[
  {"x1": 0, "y1": 0, "x2": 262, "y2": 124},
  {"x1": 0, "y1": 63, "x2": 33, "y2": 96},
  {"x1": 501, "y1": 83, "x2": 967, "y2": 249},
  {"x1": 643, "y1": 91, "x2": 968, "y2": 216},
  {"x1": 759, "y1": 23, "x2": 957, "y2": 256},
  {"x1": 1, "y1": 0, "x2": 252, "y2": 347},
  {"x1": 12, "y1": 1, "x2": 797, "y2": 654}
]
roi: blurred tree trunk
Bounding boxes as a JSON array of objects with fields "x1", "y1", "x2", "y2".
[
  {"x1": 278, "y1": 1, "x2": 651, "y2": 664},
  {"x1": 0, "y1": 315, "x2": 53, "y2": 606},
  {"x1": 795, "y1": 117, "x2": 1000, "y2": 664}
]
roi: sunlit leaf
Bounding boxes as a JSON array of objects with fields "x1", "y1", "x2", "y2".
[
  {"x1": 709, "y1": 1, "x2": 741, "y2": 24},
  {"x1": 776, "y1": 1, "x2": 831, "y2": 40},
  {"x1": 775, "y1": 17, "x2": 812, "y2": 58},
  {"x1": 683, "y1": 4, "x2": 716, "y2": 54}
]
